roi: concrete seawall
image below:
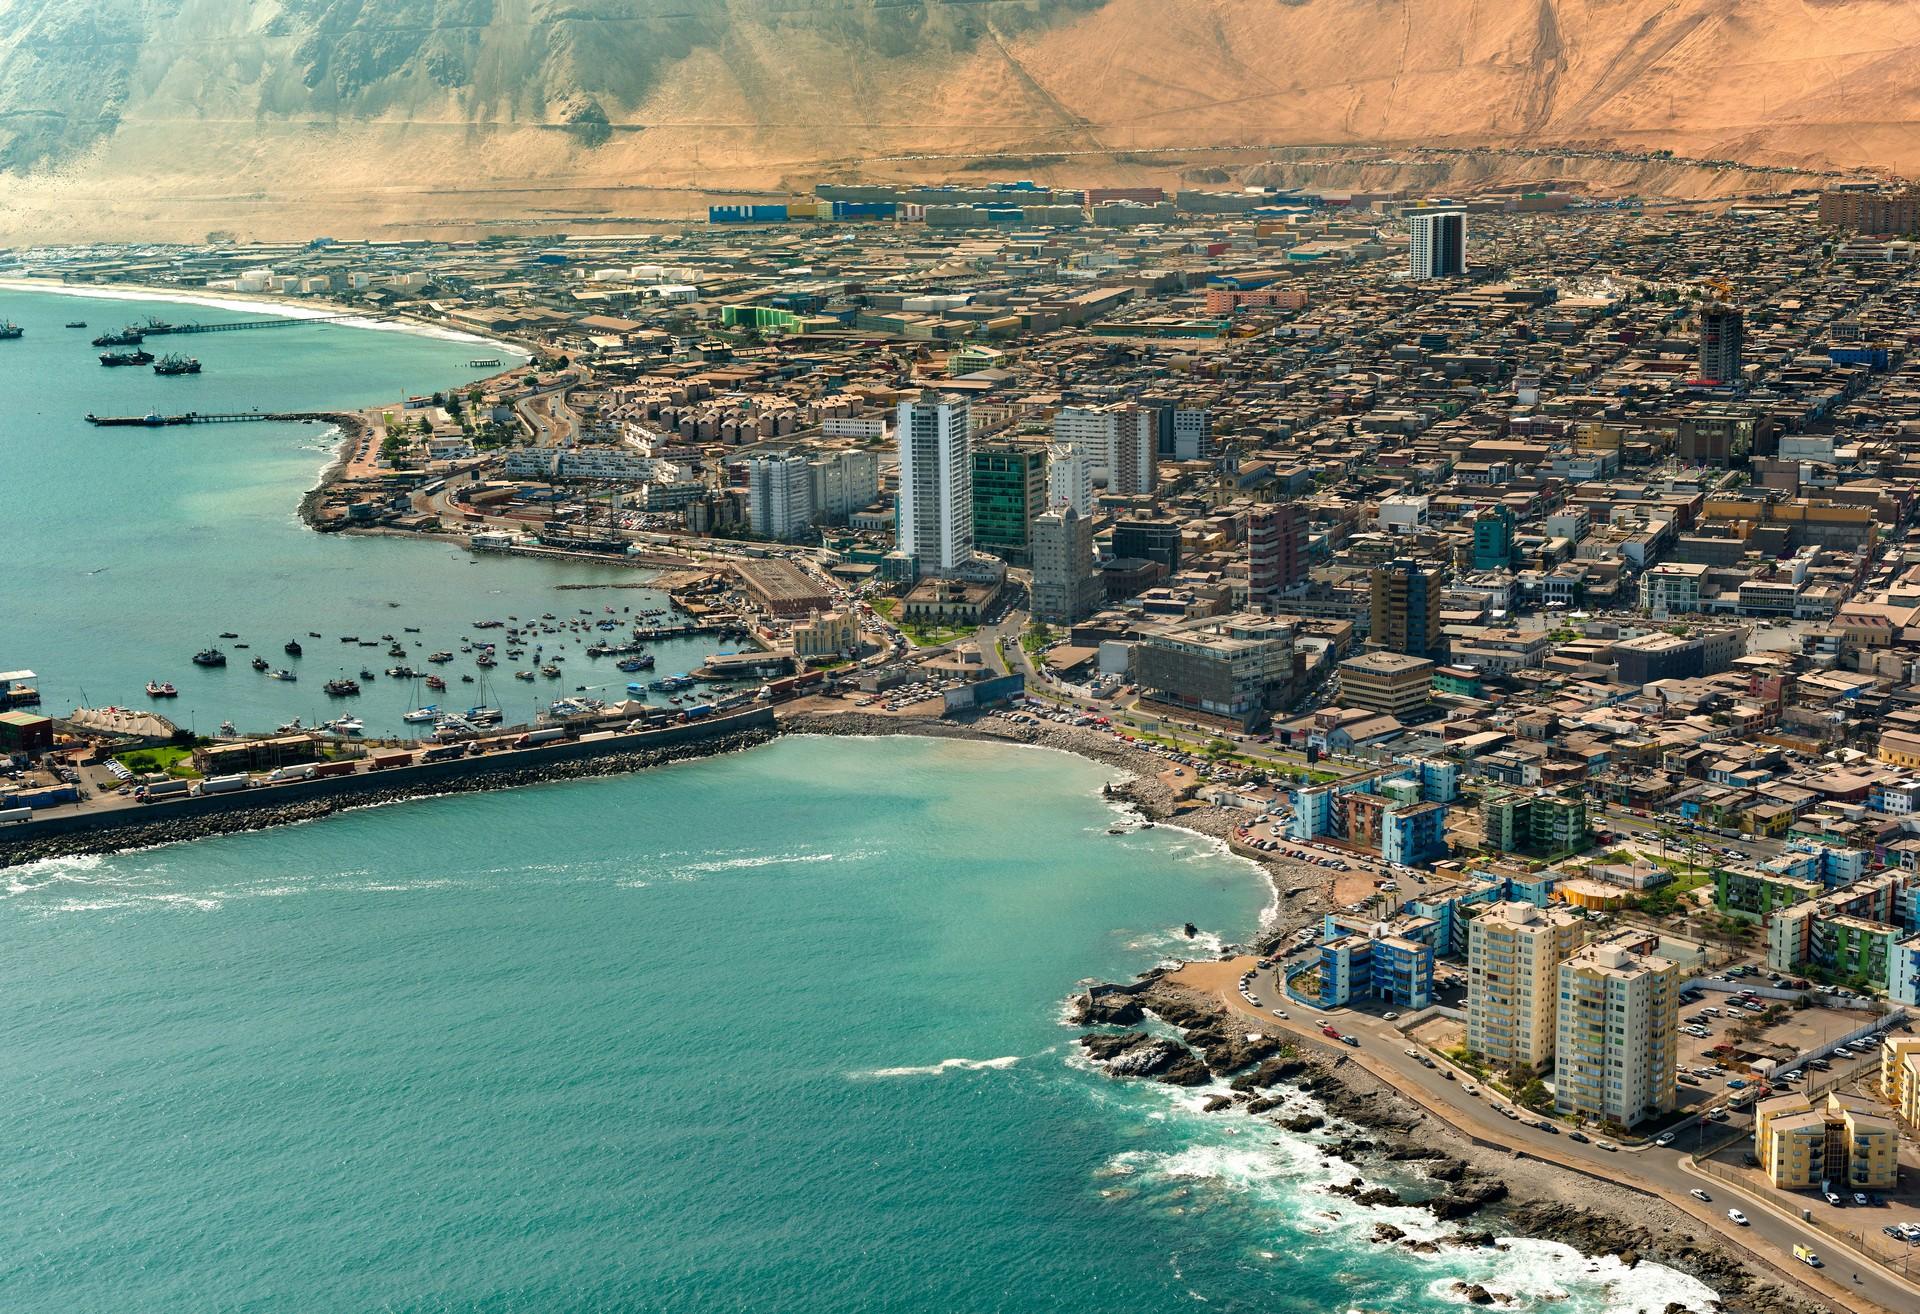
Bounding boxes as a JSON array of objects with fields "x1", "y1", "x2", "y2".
[{"x1": 1, "y1": 706, "x2": 776, "y2": 865}]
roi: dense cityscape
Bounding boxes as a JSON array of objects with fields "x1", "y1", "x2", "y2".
[{"x1": 13, "y1": 173, "x2": 1920, "y2": 1311}]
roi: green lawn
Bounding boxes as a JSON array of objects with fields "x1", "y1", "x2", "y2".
[{"x1": 115, "y1": 746, "x2": 200, "y2": 778}]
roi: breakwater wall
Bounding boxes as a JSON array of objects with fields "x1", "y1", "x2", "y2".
[{"x1": 1, "y1": 706, "x2": 776, "y2": 866}]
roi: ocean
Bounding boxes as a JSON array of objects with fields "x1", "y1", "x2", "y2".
[{"x1": 0, "y1": 288, "x2": 1720, "y2": 1311}]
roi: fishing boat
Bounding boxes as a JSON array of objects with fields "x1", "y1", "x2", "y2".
[
  {"x1": 65, "y1": 320, "x2": 88, "y2": 329},
  {"x1": 145, "y1": 680, "x2": 178, "y2": 698},
  {"x1": 474, "y1": 652, "x2": 497, "y2": 667},
  {"x1": 192, "y1": 647, "x2": 226, "y2": 667},
  {"x1": 401, "y1": 705, "x2": 439, "y2": 724},
  {"x1": 99, "y1": 349, "x2": 155, "y2": 367},
  {"x1": 324, "y1": 677, "x2": 361, "y2": 697},
  {"x1": 251, "y1": 656, "x2": 270, "y2": 671},
  {"x1": 284, "y1": 640, "x2": 303, "y2": 656},
  {"x1": 427, "y1": 651, "x2": 454, "y2": 663},
  {"x1": 359, "y1": 668, "x2": 378, "y2": 681},
  {"x1": 515, "y1": 670, "x2": 536, "y2": 681},
  {"x1": 540, "y1": 665, "x2": 562, "y2": 679},
  {"x1": 152, "y1": 354, "x2": 202, "y2": 376},
  {"x1": 268, "y1": 669, "x2": 297, "y2": 681},
  {"x1": 424, "y1": 675, "x2": 447, "y2": 691}
]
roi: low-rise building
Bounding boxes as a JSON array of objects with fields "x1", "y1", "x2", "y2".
[{"x1": 1755, "y1": 1091, "x2": 1899, "y2": 1192}]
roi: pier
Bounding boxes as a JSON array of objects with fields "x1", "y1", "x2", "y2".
[
  {"x1": 84, "y1": 410, "x2": 340, "y2": 427},
  {"x1": 142, "y1": 314, "x2": 373, "y2": 336}
]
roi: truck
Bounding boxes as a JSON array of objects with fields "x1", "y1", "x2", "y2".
[
  {"x1": 0, "y1": 807, "x2": 31, "y2": 825},
  {"x1": 267, "y1": 764, "x2": 317, "y2": 783},
  {"x1": 1792, "y1": 1245, "x2": 1821, "y2": 1267},
  {"x1": 683, "y1": 704, "x2": 714, "y2": 721},
  {"x1": 196, "y1": 774, "x2": 251, "y2": 796},
  {"x1": 137, "y1": 779, "x2": 191, "y2": 802},
  {"x1": 513, "y1": 728, "x2": 566, "y2": 749},
  {"x1": 369, "y1": 751, "x2": 414, "y2": 770},
  {"x1": 312, "y1": 761, "x2": 357, "y2": 779},
  {"x1": 419, "y1": 743, "x2": 469, "y2": 762},
  {"x1": 1320, "y1": 1025, "x2": 1342, "y2": 1040}
]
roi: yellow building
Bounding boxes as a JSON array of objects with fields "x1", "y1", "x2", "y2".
[
  {"x1": 1466, "y1": 901, "x2": 1585, "y2": 1073},
  {"x1": 1755, "y1": 1091, "x2": 1898, "y2": 1192},
  {"x1": 792, "y1": 610, "x2": 859, "y2": 660},
  {"x1": 1883, "y1": 1037, "x2": 1920, "y2": 1127}
]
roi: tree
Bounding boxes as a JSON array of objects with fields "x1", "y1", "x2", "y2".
[{"x1": 1205, "y1": 738, "x2": 1233, "y2": 761}]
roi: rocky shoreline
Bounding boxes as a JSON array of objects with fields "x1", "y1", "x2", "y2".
[
  {"x1": 0, "y1": 725, "x2": 776, "y2": 869},
  {"x1": 296, "y1": 410, "x2": 373, "y2": 530},
  {"x1": 1069, "y1": 975, "x2": 1829, "y2": 1314}
]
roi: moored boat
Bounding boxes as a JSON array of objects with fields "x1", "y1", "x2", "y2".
[
  {"x1": 192, "y1": 647, "x2": 226, "y2": 667},
  {"x1": 145, "y1": 680, "x2": 178, "y2": 698}
]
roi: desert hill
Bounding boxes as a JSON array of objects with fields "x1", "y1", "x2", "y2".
[{"x1": 1, "y1": 0, "x2": 1916, "y2": 241}]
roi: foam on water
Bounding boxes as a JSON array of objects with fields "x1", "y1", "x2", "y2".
[{"x1": 861, "y1": 1056, "x2": 1023, "y2": 1078}]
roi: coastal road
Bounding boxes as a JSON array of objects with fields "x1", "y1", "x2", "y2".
[{"x1": 1175, "y1": 957, "x2": 1915, "y2": 1314}]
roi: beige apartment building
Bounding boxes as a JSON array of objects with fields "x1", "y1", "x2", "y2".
[
  {"x1": 1553, "y1": 939, "x2": 1680, "y2": 1128},
  {"x1": 1466, "y1": 901, "x2": 1585, "y2": 1073},
  {"x1": 1756, "y1": 1090, "x2": 1899, "y2": 1191}
]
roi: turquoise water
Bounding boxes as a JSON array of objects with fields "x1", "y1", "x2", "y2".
[
  {"x1": 0, "y1": 288, "x2": 1721, "y2": 1311},
  {"x1": 0, "y1": 287, "x2": 725, "y2": 737},
  {"x1": 1, "y1": 738, "x2": 1715, "y2": 1313}
]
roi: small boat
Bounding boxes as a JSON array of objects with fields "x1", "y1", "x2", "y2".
[
  {"x1": 268, "y1": 669, "x2": 297, "y2": 681},
  {"x1": 217, "y1": 720, "x2": 237, "y2": 737},
  {"x1": 277, "y1": 717, "x2": 303, "y2": 734},
  {"x1": 192, "y1": 648, "x2": 226, "y2": 667},
  {"x1": 515, "y1": 670, "x2": 536, "y2": 681},
  {"x1": 466, "y1": 706, "x2": 502, "y2": 725},
  {"x1": 388, "y1": 644, "x2": 406, "y2": 657},
  {"x1": 65, "y1": 320, "x2": 88, "y2": 329},
  {"x1": 403, "y1": 627, "x2": 420, "y2": 633},
  {"x1": 359, "y1": 668, "x2": 378, "y2": 681},
  {"x1": 459, "y1": 674, "x2": 474, "y2": 683},
  {"x1": 251, "y1": 657, "x2": 270, "y2": 671},
  {"x1": 424, "y1": 675, "x2": 447, "y2": 691},
  {"x1": 219, "y1": 631, "x2": 239, "y2": 639},
  {"x1": 428, "y1": 651, "x2": 454, "y2": 663},
  {"x1": 323, "y1": 715, "x2": 364, "y2": 735},
  {"x1": 324, "y1": 678, "x2": 361, "y2": 697},
  {"x1": 145, "y1": 680, "x2": 178, "y2": 698},
  {"x1": 474, "y1": 653, "x2": 496, "y2": 667},
  {"x1": 285, "y1": 640, "x2": 304, "y2": 656},
  {"x1": 540, "y1": 665, "x2": 561, "y2": 679},
  {"x1": 402, "y1": 705, "x2": 439, "y2": 724},
  {"x1": 339, "y1": 635, "x2": 359, "y2": 643},
  {"x1": 308, "y1": 631, "x2": 321, "y2": 638}
]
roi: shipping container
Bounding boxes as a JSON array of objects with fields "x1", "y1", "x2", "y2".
[
  {"x1": 682, "y1": 704, "x2": 714, "y2": 721},
  {"x1": 312, "y1": 761, "x2": 357, "y2": 778},
  {"x1": 138, "y1": 780, "x2": 191, "y2": 801},
  {"x1": 370, "y1": 751, "x2": 414, "y2": 770},
  {"x1": 513, "y1": 728, "x2": 567, "y2": 748},
  {"x1": 197, "y1": 774, "x2": 252, "y2": 795}
]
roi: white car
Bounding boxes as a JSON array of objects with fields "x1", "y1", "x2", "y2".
[
  {"x1": 1727, "y1": 1209, "x2": 1749, "y2": 1226},
  {"x1": 1689, "y1": 1189, "x2": 1711, "y2": 1202}
]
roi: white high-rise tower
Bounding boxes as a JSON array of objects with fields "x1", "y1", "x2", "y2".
[{"x1": 896, "y1": 392, "x2": 975, "y2": 574}]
